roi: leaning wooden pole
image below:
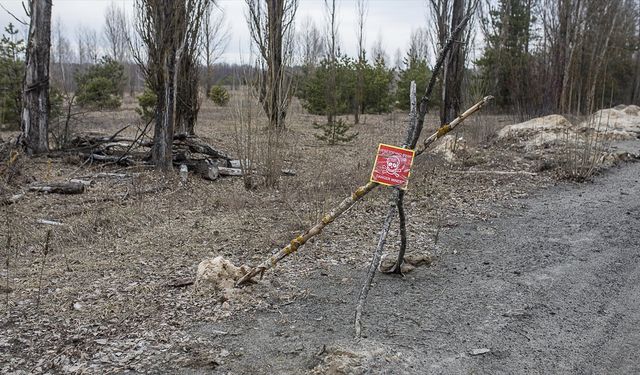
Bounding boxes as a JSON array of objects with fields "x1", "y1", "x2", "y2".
[
  {"x1": 235, "y1": 96, "x2": 491, "y2": 286},
  {"x1": 354, "y1": 8, "x2": 479, "y2": 336},
  {"x1": 415, "y1": 95, "x2": 494, "y2": 156},
  {"x1": 236, "y1": 181, "x2": 379, "y2": 285}
]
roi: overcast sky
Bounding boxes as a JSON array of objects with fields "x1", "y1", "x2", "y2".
[{"x1": 0, "y1": 0, "x2": 469, "y2": 65}]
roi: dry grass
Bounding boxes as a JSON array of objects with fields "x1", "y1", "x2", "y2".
[{"x1": 0, "y1": 89, "x2": 564, "y2": 372}]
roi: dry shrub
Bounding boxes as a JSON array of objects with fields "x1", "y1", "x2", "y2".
[
  {"x1": 559, "y1": 114, "x2": 609, "y2": 181},
  {"x1": 461, "y1": 113, "x2": 512, "y2": 146},
  {"x1": 232, "y1": 82, "x2": 288, "y2": 190},
  {"x1": 0, "y1": 142, "x2": 25, "y2": 189}
]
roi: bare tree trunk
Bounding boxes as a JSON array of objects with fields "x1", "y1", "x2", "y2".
[
  {"x1": 586, "y1": 2, "x2": 619, "y2": 113},
  {"x1": 441, "y1": 0, "x2": 465, "y2": 124},
  {"x1": 631, "y1": 2, "x2": 640, "y2": 104},
  {"x1": 153, "y1": 43, "x2": 177, "y2": 171},
  {"x1": 325, "y1": 0, "x2": 337, "y2": 125},
  {"x1": 354, "y1": 0, "x2": 367, "y2": 125},
  {"x1": 246, "y1": 0, "x2": 297, "y2": 130},
  {"x1": 135, "y1": 0, "x2": 207, "y2": 169},
  {"x1": 21, "y1": 0, "x2": 52, "y2": 155}
]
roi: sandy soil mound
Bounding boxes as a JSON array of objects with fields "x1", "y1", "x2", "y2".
[
  {"x1": 433, "y1": 134, "x2": 467, "y2": 162},
  {"x1": 579, "y1": 106, "x2": 640, "y2": 140},
  {"x1": 195, "y1": 256, "x2": 251, "y2": 299},
  {"x1": 497, "y1": 114, "x2": 576, "y2": 151},
  {"x1": 311, "y1": 343, "x2": 412, "y2": 375}
]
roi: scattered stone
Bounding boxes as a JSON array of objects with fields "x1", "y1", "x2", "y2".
[
  {"x1": 378, "y1": 251, "x2": 433, "y2": 273},
  {"x1": 469, "y1": 348, "x2": 491, "y2": 356}
]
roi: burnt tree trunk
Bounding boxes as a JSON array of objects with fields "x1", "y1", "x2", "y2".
[
  {"x1": 21, "y1": 0, "x2": 52, "y2": 155},
  {"x1": 441, "y1": 0, "x2": 465, "y2": 124}
]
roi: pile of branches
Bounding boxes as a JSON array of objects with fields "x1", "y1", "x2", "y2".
[{"x1": 68, "y1": 130, "x2": 233, "y2": 180}]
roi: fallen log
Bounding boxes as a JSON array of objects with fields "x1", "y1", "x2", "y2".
[
  {"x1": 0, "y1": 192, "x2": 24, "y2": 206},
  {"x1": 173, "y1": 134, "x2": 232, "y2": 161},
  {"x1": 178, "y1": 160, "x2": 220, "y2": 181},
  {"x1": 80, "y1": 153, "x2": 135, "y2": 166},
  {"x1": 218, "y1": 166, "x2": 243, "y2": 176},
  {"x1": 29, "y1": 182, "x2": 85, "y2": 194},
  {"x1": 37, "y1": 219, "x2": 65, "y2": 226},
  {"x1": 69, "y1": 179, "x2": 93, "y2": 186},
  {"x1": 451, "y1": 169, "x2": 537, "y2": 176}
]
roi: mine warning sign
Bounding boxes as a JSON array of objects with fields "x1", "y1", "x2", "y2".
[{"x1": 370, "y1": 143, "x2": 415, "y2": 190}]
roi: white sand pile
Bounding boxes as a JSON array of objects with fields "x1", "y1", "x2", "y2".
[
  {"x1": 497, "y1": 114, "x2": 576, "y2": 151},
  {"x1": 195, "y1": 256, "x2": 250, "y2": 298},
  {"x1": 498, "y1": 114, "x2": 572, "y2": 138},
  {"x1": 434, "y1": 134, "x2": 467, "y2": 162},
  {"x1": 579, "y1": 106, "x2": 640, "y2": 140},
  {"x1": 311, "y1": 346, "x2": 386, "y2": 375}
]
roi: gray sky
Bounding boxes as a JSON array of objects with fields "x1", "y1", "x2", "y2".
[{"x1": 0, "y1": 0, "x2": 446, "y2": 64}]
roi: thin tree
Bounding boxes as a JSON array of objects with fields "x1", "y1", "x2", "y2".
[
  {"x1": 103, "y1": 2, "x2": 129, "y2": 64},
  {"x1": 134, "y1": 0, "x2": 207, "y2": 170},
  {"x1": 76, "y1": 25, "x2": 99, "y2": 66},
  {"x1": 354, "y1": 0, "x2": 368, "y2": 124},
  {"x1": 299, "y1": 17, "x2": 324, "y2": 69},
  {"x1": 20, "y1": 0, "x2": 52, "y2": 155},
  {"x1": 175, "y1": 1, "x2": 209, "y2": 135},
  {"x1": 441, "y1": 0, "x2": 465, "y2": 124},
  {"x1": 202, "y1": 3, "x2": 230, "y2": 95},
  {"x1": 245, "y1": 0, "x2": 299, "y2": 129},
  {"x1": 324, "y1": 0, "x2": 339, "y2": 125}
]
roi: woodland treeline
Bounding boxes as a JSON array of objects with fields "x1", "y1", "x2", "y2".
[{"x1": 0, "y1": 0, "x2": 639, "y2": 168}]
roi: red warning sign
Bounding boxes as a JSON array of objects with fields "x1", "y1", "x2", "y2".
[{"x1": 370, "y1": 143, "x2": 415, "y2": 190}]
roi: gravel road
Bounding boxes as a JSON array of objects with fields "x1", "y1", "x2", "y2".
[{"x1": 194, "y1": 160, "x2": 640, "y2": 374}]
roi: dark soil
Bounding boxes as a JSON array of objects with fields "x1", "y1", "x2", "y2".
[{"x1": 191, "y1": 160, "x2": 640, "y2": 374}]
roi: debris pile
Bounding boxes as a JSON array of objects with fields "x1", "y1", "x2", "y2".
[{"x1": 195, "y1": 256, "x2": 251, "y2": 298}]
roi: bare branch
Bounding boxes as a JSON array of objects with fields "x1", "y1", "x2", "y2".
[{"x1": 0, "y1": 3, "x2": 28, "y2": 26}]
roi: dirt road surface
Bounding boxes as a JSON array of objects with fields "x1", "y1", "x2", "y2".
[{"x1": 196, "y1": 161, "x2": 640, "y2": 374}]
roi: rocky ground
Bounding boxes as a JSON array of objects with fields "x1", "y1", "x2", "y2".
[{"x1": 1, "y1": 98, "x2": 639, "y2": 374}]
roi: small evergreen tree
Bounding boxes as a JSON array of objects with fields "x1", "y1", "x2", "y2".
[
  {"x1": 363, "y1": 56, "x2": 394, "y2": 113},
  {"x1": 300, "y1": 54, "x2": 394, "y2": 116},
  {"x1": 475, "y1": 0, "x2": 535, "y2": 109},
  {"x1": 313, "y1": 118, "x2": 358, "y2": 145},
  {"x1": 396, "y1": 52, "x2": 432, "y2": 110},
  {"x1": 75, "y1": 56, "x2": 126, "y2": 109},
  {"x1": 0, "y1": 23, "x2": 26, "y2": 129},
  {"x1": 136, "y1": 87, "x2": 157, "y2": 121},
  {"x1": 208, "y1": 85, "x2": 230, "y2": 106},
  {"x1": 301, "y1": 54, "x2": 356, "y2": 116}
]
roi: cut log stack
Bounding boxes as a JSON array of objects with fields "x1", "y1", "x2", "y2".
[
  {"x1": 29, "y1": 182, "x2": 85, "y2": 194},
  {"x1": 68, "y1": 133, "x2": 243, "y2": 181}
]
